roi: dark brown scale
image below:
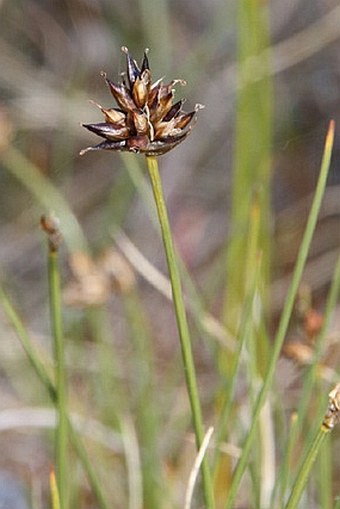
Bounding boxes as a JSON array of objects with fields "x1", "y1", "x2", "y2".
[
  {"x1": 163, "y1": 100, "x2": 184, "y2": 121},
  {"x1": 151, "y1": 90, "x2": 174, "y2": 123},
  {"x1": 105, "y1": 78, "x2": 136, "y2": 112},
  {"x1": 140, "y1": 50, "x2": 150, "y2": 73},
  {"x1": 101, "y1": 108, "x2": 126, "y2": 125},
  {"x1": 129, "y1": 111, "x2": 149, "y2": 136},
  {"x1": 132, "y1": 70, "x2": 151, "y2": 109},
  {"x1": 83, "y1": 122, "x2": 129, "y2": 140},
  {"x1": 172, "y1": 110, "x2": 196, "y2": 130},
  {"x1": 123, "y1": 48, "x2": 141, "y2": 88},
  {"x1": 127, "y1": 135, "x2": 149, "y2": 152}
]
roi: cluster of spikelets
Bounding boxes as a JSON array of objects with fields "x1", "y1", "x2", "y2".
[{"x1": 80, "y1": 46, "x2": 203, "y2": 156}]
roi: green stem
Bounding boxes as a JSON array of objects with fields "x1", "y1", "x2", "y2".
[
  {"x1": 123, "y1": 289, "x2": 164, "y2": 509},
  {"x1": 146, "y1": 155, "x2": 215, "y2": 509},
  {"x1": 224, "y1": 121, "x2": 335, "y2": 509},
  {"x1": 213, "y1": 254, "x2": 261, "y2": 469},
  {"x1": 284, "y1": 427, "x2": 328, "y2": 509},
  {"x1": 317, "y1": 422, "x2": 332, "y2": 509},
  {"x1": 274, "y1": 253, "x2": 340, "y2": 505},
  {"x1": 0, "y1": 283, "x2": 111, "y2": 509},
  {"x1": 271, "y1": 412, "x2": 298, "y2": 507},
  {"x1": 0, "y1": 285, "x2": 56, "y2": 401},
  {"x1": 68, "y1": 424, "x2": 111, "y2": 509},
  {"x1": 48, "y1": 249, "x2": 68, "y2": 509}
]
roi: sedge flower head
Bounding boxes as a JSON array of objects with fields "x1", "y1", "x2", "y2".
[{"x1": 80, "y1": 46, "x2": 203, "y2": 157}]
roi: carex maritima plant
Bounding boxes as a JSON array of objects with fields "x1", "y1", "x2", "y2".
[
  {"x1": 80, "y1": 46, "x2": 214, "y2": 509},
  {"x1": 80, "y1": 46, "x2": 203, "y2": 156}
]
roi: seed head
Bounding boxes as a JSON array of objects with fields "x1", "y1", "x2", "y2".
[
  {"x1": 80, "y1": 47, "x2": 203, "y2": 157},
  {"x1": 322, "y1": 383, "x2": 340, "y2": 431},
  {"x1": 40, "y1": 213, "x2": 63, "y2": 252}
]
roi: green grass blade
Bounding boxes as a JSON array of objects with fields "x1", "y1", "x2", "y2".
[
  {"x1": 0, "y1": 283, "x2": 56, "y2": 400},
  {"x1": 275, "y1": 252, "x2": 340, "y2": 504},
  {"x1": 284, "y1": 380, "x2": 340, "y2": 509},
  {"x1": 213, "y1": 251, "x2": 262, "y2": 467},
  {"x1": 123, "y1": 288, "x2": 164, "y2": 509},
  {"x1": 224, "y1": 121, "x2": 335, "y2": 509},
  {"x1": 271, "y1": 412, "x2": 299, "y2": 507},
  {"x1": 317, "y1": 431, "x2": 332, "y2": 509},
  {"x1": 0, "y1": 278, "x2": 111, "y2": 509},
  {"x1": 116, "y1": 155, "x2": 235, "y2": 352},
  {"x1": 68, "y1": 424, "x2": 111, "y2": 509},
  {"x1": 47, "y1": 246, "x2": 69, "y2": 509},
  {"x1": 146, "y1": 155, "x2": 215, "y2": 509},
  {"x1": 284, "y1": 427, "x2": 328, "y2": 509},
  {"x1": 223, "y1": 0, "x2": 272, "y2": 333},
  {"x1": 297, "y1": 252, "x2": 340, "y2": 402}
]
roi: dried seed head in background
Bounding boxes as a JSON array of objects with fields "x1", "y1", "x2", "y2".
[
  {"x1": 63, "y1": 249, "x2": 136, "y2": 307},
  {"x1": 80, "y1": 46, "x2": 203, "y2": 157},
  {"x1": 322, "y1": 383, "x2": 340, "y2": 431},
  {"x1": 40, "y1": 213, "x2": 63, "y2": 252}
]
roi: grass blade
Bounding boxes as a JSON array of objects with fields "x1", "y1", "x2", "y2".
[
  {"x1": 146, "y1": 155, "x2": 215, "y2": 509},
  {"x1": 224, "y1": 0, "x2": 272, "y2": 332},
  {"x1": 0, "y1": 261, "x2": 110, "y2": 509},
  {"x1": 224, "y1": 120, "x2": 335, "y2": 509},
  {"x1": 285, "y1": 382, "x2": 340, "y2": 509},
  {"x1": 41, "y1": 215, "x2": 69, "y2": 509}
]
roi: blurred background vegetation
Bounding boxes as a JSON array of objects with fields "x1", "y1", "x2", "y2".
[{"x1": 0, "y1": 0, "x2": 339, "y2": 508}]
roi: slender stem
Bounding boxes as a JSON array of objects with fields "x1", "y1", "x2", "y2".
[
  {"x1": 224, "y1": 120, "x2": 335, "y2": 509},
  {"x1": 285, "y1": 381, "x2": 340, "y2": 509},
  {"x1": 0, "y1": 285, "x2": 56, "y2": 401},
  {"x1": 68, "y1": 423, "x2": 111, "y2": 509},
  {"x1": 317, "y1": 424, "x2": 332, "y2": 509},
  {"x1": 0, "y1": 283, "x2": 111, "y2": 509},
  {"x1": 213, "y1": 255, "x2": 261, "y2": 469},
  {"x1": 123, "y1": 289, "x2": 163, "y2": 509},
  {"x1": 48, "y1": 249, "x2": 68, "y2": 509},
  {"x1": 146, "y1": 155, "x2": 215, "y2": 509},
  {"x1": 274, "y1": 253, "x2": 340, "y2": 505},
  {"x1": 271, "y1": 412, "x2": 298, "y2": 506},
  {"x1": 284, "y1": 428, "x2": 328, "y2": 509}
]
